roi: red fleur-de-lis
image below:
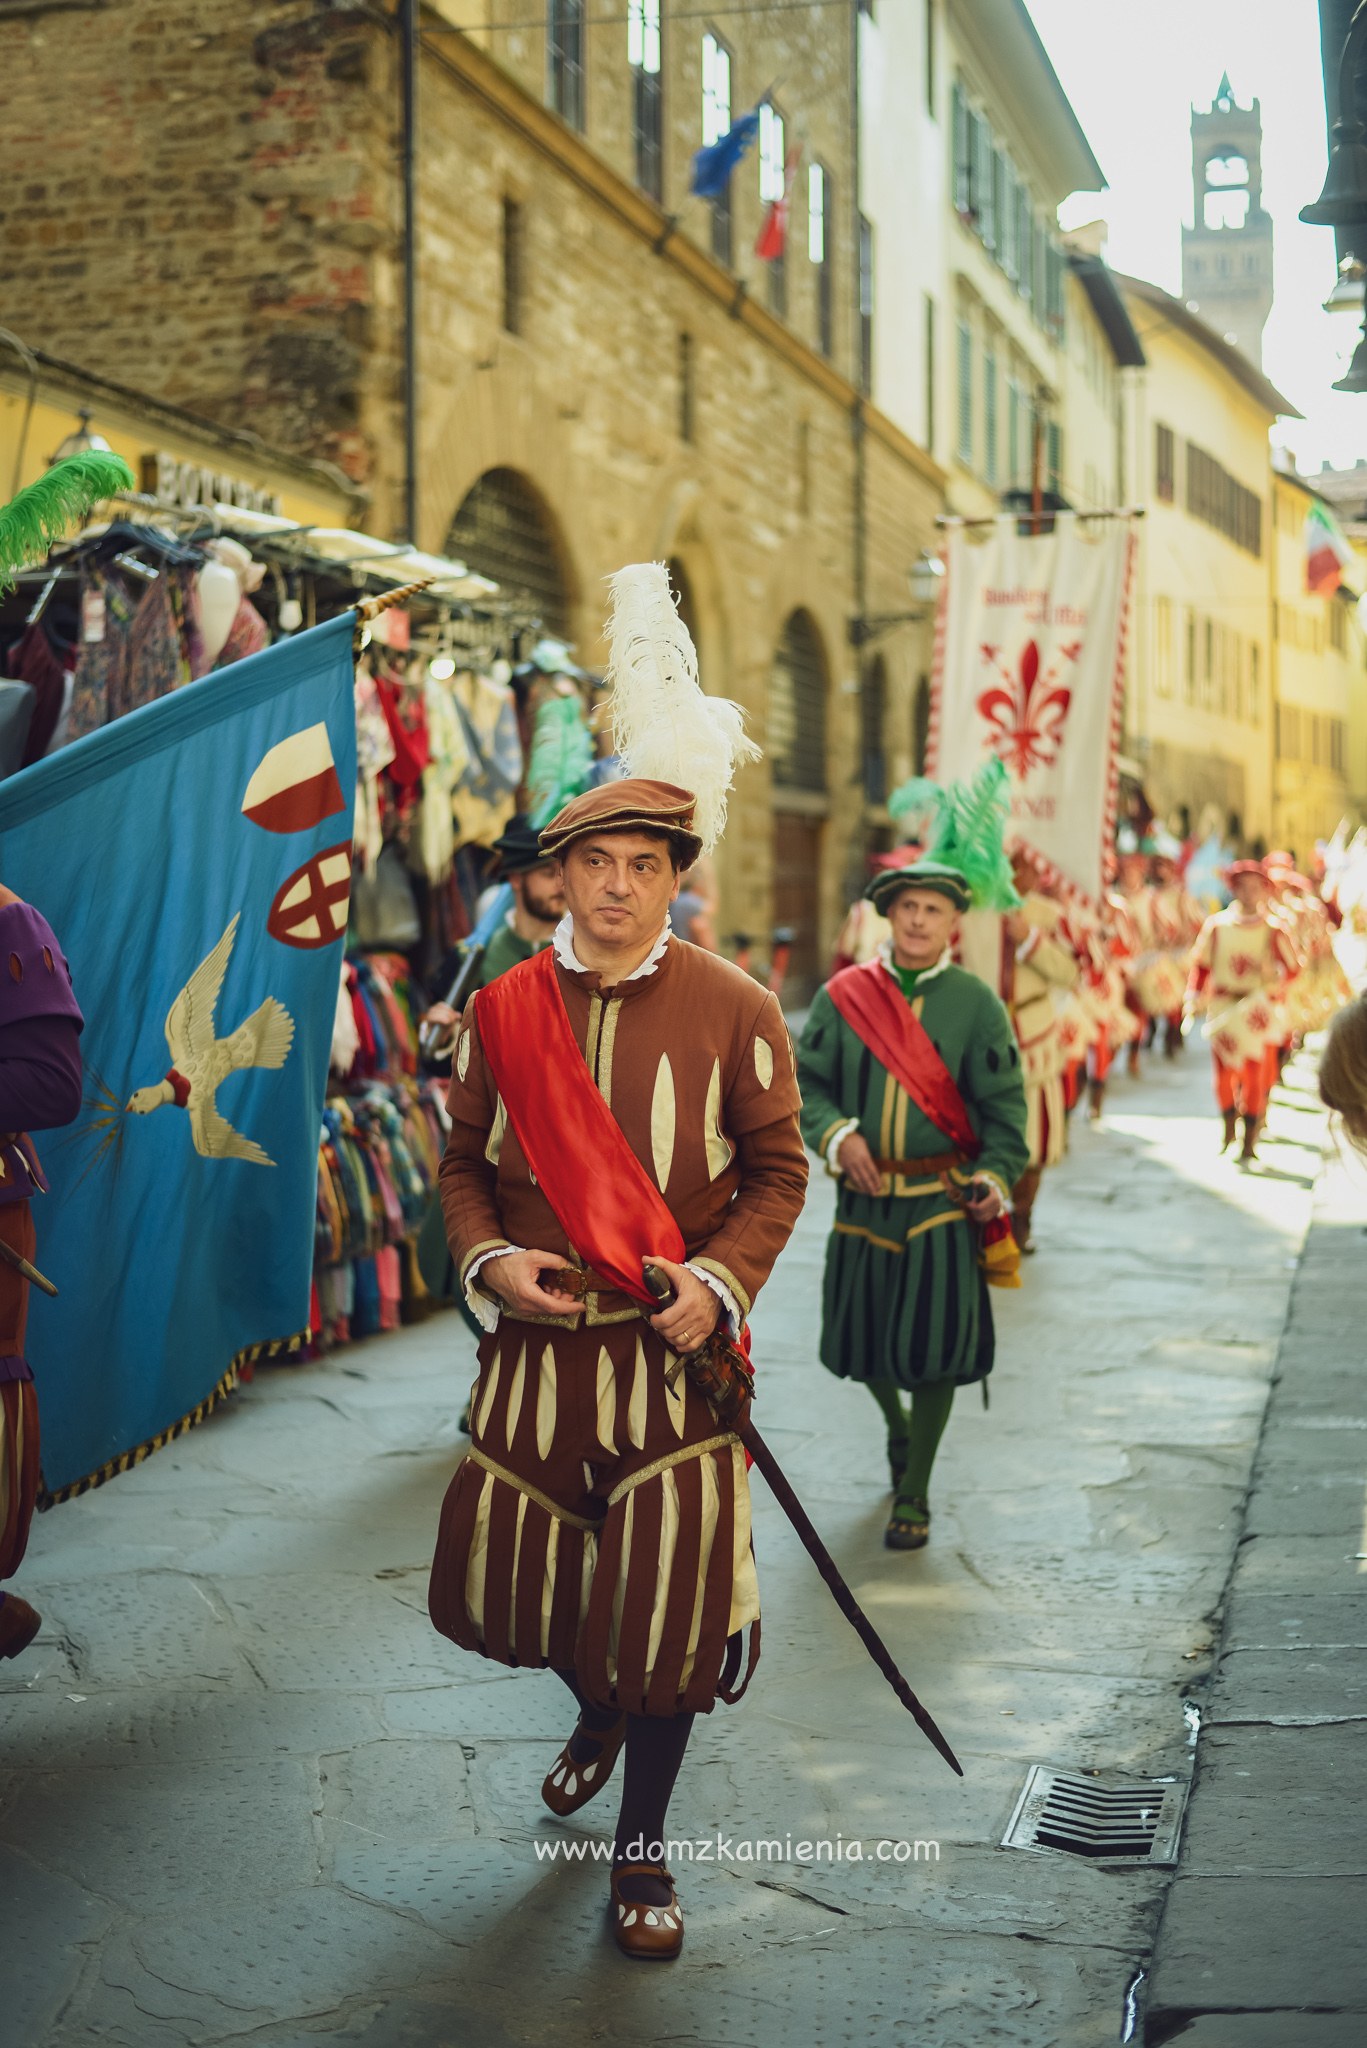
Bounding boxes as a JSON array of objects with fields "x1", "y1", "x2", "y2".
[{"x1": 976, "y1": 638, "x2": 1078, "y2": 777}]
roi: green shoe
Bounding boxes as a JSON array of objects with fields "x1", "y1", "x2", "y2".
[{"x1": 885, "y1": 1494, "x2": 930, "y2": 1551}]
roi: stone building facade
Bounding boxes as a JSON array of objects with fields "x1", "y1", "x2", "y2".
[{"x1": 0, "y1": 0, "x2": 945, "y2": 992}]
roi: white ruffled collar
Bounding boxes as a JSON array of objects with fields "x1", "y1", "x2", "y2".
[{"x1": 552, "y1": 914, "x2": 673, "y2": 982}]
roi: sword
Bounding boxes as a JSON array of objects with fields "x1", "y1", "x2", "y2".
[
  {"x1": 642, "y1": 1263, "x2": 963, "y2": 1777},
  {"x1": 0, "y1": 1234, "x2": 58, "y2": 1297}
]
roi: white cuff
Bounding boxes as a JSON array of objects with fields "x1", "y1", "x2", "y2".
[
  {"x1": 463, "y1": 1244, "x2": 523, "y2": 1332},
  {"x1": 1017, "y1": 927, "x2": 1042, "y2": 964},
  {"x1": 686, "y1": 1262, "x2": 742, "y2": 1335},
  {"x1": 824, "y1": 1119, "x2": 860, "y2": 1178}
]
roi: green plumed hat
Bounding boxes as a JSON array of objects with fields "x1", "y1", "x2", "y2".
[
  {"x1": 881, "y1": 755, "x2": 1022, "y2": 914},
  {"x1": 867, "y1": 860, "x2": 972, "y2": 915}
]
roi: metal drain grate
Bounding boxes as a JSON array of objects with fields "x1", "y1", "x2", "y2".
[{"x1": 1002, "y1": 1765, "x2": 1189, "y2": 1865}]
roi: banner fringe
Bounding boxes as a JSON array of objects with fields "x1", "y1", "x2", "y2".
[{"x1": 36, "y1": 1333, "x2": 306, "y2": 1510}]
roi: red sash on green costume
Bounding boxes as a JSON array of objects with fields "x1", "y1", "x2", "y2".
[
  {"x1": 474, "y1": 944, "x2": 685, "y2": 1306},
  {"x1": 826, "y1": 958, "x2": 1021, "y2": 1286},
  {"x1": 826, "y1": 958, "x2": 980, "y2": 1156}
]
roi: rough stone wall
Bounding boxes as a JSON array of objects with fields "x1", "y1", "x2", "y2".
[
  {"x1": 0, "y1": 0, "x2": 390, "y2": 486},
  {"x1": 0, "y1": 0, "x2": 942, "y2": 960}
]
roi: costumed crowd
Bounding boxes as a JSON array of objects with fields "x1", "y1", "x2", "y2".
[{"x1": 4, "y1": 490, "x2": 1362, "y2": 1969}]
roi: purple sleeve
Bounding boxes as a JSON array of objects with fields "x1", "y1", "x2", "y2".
[
  {"x1": 0, "y1": 900, "x2": 84, "y2": 1030},
  {"x1": 0, "y1": 1016, "x2": 84, "y2": 1130}
]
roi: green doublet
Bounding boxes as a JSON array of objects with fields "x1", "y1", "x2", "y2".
[
  {"x1": 796, "y1": 962, "x2": 1029, "y2": 1390},
  {"x1": 475, "y1": 922, "x2": 542, "y2": 989}
]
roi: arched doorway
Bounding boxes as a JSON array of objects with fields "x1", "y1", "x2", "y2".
[
  {"x1": 769, "y1": 609, "x2": 829, "y2": 1001},
  {"x1": 445, "y1": 467, "x2": 571, "y2": 640}
]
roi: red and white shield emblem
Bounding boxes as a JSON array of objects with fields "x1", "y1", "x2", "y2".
[{"x1": 267, "y1": 842, "x2": 352, "y2": 949}]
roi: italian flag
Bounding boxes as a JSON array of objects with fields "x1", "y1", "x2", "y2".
[{"x1": 1306, "y1": 500, "x2": 1354, "y2": 597}]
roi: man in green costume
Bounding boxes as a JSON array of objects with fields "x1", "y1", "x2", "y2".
[{"x1": 797, "y1": 860, "x2": 1029, "y2": 1550}]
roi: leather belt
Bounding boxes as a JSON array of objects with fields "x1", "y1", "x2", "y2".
[
  {"x1": 544, "y1": 1266, "x2": 618, "y2": 1300},
  {"x1": 873, "y1": 1152, "x2": 968, "y2": 1175}
]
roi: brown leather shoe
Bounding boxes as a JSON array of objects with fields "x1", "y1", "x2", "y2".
[
  {"x1": 0, "y1": 1594, "x2": 41, "y2": 1660},
  {"x1": 540, "y1": 1711, "x2": 626, "y2": 1817},
  {"x1": 611, "y1": 1863, "x2": 684, "y2": 1960}
]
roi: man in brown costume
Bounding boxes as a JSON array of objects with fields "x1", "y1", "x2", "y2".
[{"x1": 429, "y1": 777, "x2": 807, "y2": 1960}]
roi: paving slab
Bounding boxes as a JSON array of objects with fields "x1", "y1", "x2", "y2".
[
  {"x1": 7, "y1": 1047, "x2": 1328, "y2": 2047},
  {"x1": 1173, "y1": 1724, "x2": 1367, "y2": 1873},
  {"x1": 1206, "y1": 1644, "x2": 1367, "y2": 1724},
  {"x1": 1144, "y1": 1876, "x2": 1367, "y2": 2015}
]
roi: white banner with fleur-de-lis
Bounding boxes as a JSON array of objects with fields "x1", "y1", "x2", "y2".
[{"x1": 928, "y1": 512, "x2": 1138, "y2": 909}]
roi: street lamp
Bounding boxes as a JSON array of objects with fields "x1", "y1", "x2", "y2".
[
  {"x1": 1302, "y1": 1, "x2": 1367, "y2": 230},
  {"x1": 848, "y1": 549, "x2": 944, "y2": 646},
  {"x1": 48, "y1": 407, "x2": 112, "y2": 463}
]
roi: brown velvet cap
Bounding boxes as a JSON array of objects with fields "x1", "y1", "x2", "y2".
[{"x1": 538, "y1": 778, "x2": 703, "y2": 866}]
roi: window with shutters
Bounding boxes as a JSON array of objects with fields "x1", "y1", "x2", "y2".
[
  {"x1": 549, "y1": 0, "x2": 586, "y2": 131},
  {"x1": 1155, "y1": 422, "x2": 1175, "y2": 502},
  {"x1": 925, "y1": 1, "x2": 937, "y2": 116},
  {"x1": 975, "y1": 116, "x2": 995, "y2": 249},
  {"x1": 951, "y1": 78, "x2": 972, "y2": 214},
  {"x1": 983, "y1": 346, "x2": 998, "y2": 486},
  {"x1": 1007, "y1": 376, "x2": 1019, "y2": 487},
  {"x1": 770, "y1": 611, "x2": 828, "y2": 793},
  {"x1": 999, "y1": 158, "x2": 1018, "y2": 278},
  {"x1": 446, "y1": 468, "x2": 570, "y2": 639},
  {"x1": 629, "y1": 1, "x2": 663, "y2": 200},
  {"x1": 924, "y1": 293, "x2": 936, "y2": 456},
  {"x1": 957, "y1": 317, "x2": 973, "y2": 464},
  {"x1": 1184, "y1": 608, "x2": 1197, "y2": 704}
]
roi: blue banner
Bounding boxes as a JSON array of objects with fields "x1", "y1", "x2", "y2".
[{"x1": 0, "y1": 615, "x2": 357, "y2": 1495}]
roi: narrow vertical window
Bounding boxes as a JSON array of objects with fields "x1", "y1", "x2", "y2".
[
  {"x1": 858, "y1": 212, "x2": 874, "y2": 394},
  {"x1": 956, "y1": 317, "x2": 972, "y2": 463},
  {"x1": 983, "y1": 345, "x2": 998, "y2": 486},
  {"x1": 549, "y1": 0, "x2": 586, "y2": 131},
  {"x1": 501, "y1": 197, "x2": 523, "y2": 335},
  {"x1": 629, "y1": 1, "x2": 663, "y2": 201},
  {"x1": 759, "y1": 102, "x2": 787, "y2": 317},
  {"x1": 678, "y1": 330, "x2": 694, "y2": 444},
  {"x1": 809, "y1": 162, "x2": 833, "y2": 359},
  {"x1": 924, "y1": 1, "x2": 937, "y2": 117},
  {"x1": 701, "y1": 31, "x2": 733, "y2": 267},
  {"x1": 1007, "y1": 375, "x2": 1019, "y2": 486},
  {"x1": 924, "y1": 294, "x2": 936, "y2": 455},
  {"x1": 1046, "y1": 418, "x2": 1061, "y2": 495}
]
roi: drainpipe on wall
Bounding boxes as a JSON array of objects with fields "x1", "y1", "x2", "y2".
[
  {"x1": 850, "y1": 0, "x2": 869, "y2": 900},
  {"x1": 400, "y1": 0, "x2": 419, "y2": 545}
]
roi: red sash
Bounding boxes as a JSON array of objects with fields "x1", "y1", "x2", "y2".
[
  {"x1": 474, "y1": 945, "x2": 684, "y2": 1306},
  {"x1": 826, "y1": 959, "x2": 979, "y2": 1157}
]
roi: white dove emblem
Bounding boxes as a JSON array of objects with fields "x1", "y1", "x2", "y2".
[{"x1": 125, "y1": 914, "x2": 295, "y2": 1166}]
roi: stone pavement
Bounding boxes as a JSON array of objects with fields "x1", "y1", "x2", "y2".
[
  {"x1": 1, "y1": 1045, "x2": 1329, "y2": 2048},
  {"x1": 1142, "y1": 1056, "x2": 1367, "y2": 2045}
]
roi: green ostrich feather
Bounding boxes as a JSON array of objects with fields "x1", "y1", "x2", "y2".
[
  {"x1": 927, "y1": 755, "x2": 1021, "y2": 912},
  {"x1": 887, "y1": 775, "x2": 946, "y2": 841},
  {"x1": 0, "y1": 452, "x2": 136, "y2": 593},
  {"x1": 527, "y1": 691, "x2": 594, "y2": 824}
]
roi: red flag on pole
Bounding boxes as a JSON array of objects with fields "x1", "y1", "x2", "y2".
[{"x1": 756, "y1": 143, "x2": 802, "y2": 262}]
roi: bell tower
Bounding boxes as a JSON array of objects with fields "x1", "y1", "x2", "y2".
[{"x1": 1180, "y1": 74, "x2": 1274, "y2": 368}]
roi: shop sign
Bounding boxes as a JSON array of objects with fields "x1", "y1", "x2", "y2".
[{"x1": 140, "y1": 451, "x2": 283, "y2": 516}]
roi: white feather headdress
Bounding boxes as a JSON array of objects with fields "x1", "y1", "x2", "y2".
[{"x1": 603, "y1": 562, "x2": 760, "y2": 856}]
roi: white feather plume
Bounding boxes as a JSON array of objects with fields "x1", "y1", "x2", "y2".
[{"x1": 603, "y1": 562, "x2": 760, "y2": 855}]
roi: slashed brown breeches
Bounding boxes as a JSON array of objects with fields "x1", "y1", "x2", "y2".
[{"x1": 429, "y1": 1311, "x2": 760, "y2": 1716}]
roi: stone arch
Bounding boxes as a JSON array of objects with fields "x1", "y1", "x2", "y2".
[
  {"x1": 446, "y1": 466, "x2": 573, "y2": 641},
  {"x1": 770, "y1": 607, "x2": 830, "y2": 795},
  {"x1": 420, "y1": 360, "x2": 586, "y2": 638}
]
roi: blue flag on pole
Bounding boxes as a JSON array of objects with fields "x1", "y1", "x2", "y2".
[
  {"x1": 0, "y1": 615, "x2": 357, "y2": 1497},
  {"x1": 691, "y1": 109, "x2": 761, "y2": 200}
]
